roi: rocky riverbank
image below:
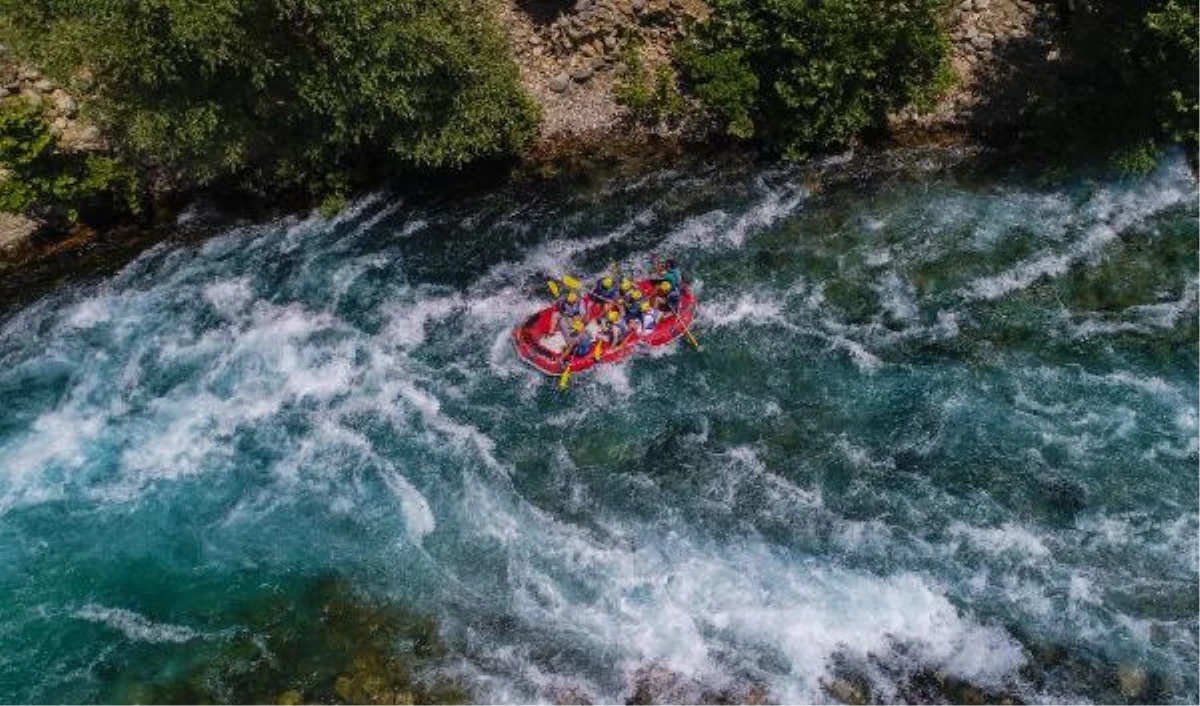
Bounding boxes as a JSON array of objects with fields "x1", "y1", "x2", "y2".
[
  {"x1": 0, "y1": 55, "x2": 105, "y2": 258},
  {"x1": 0, "y1": 0, "x2": 1065, "y2": 270}
]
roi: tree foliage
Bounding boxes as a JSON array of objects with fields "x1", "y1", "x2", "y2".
[
  {"x1": 1027, "y1": 0, "x2": 1198, "y2": 171},
  {"x1": 614, "y1": 38, "x2": 687, "y2": 127},
  {"x1": 0, "y1": 98, "x2": 137, "y2": 226},
  {"x1": 0, "y1": 0, "x2": 540, "y2": 198},
  {"x1": 678, "y1": 0, "x2": 953, "y2": 155},
  {"x1": 1143, "y1": 0, "x2": 1199, "y2": 149}
]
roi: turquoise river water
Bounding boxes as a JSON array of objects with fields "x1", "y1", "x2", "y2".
[{"x1": 0, "y1": 149, "x2": 1196, "y2": 704}]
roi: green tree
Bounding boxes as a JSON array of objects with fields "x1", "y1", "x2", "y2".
[
  {"x1": 678, "y1": 0, "x2": 953, "y2": 155},
  {"x1": 1027, "y1": 0, "x2": 1198, "y2": 171},
  {"x1": 0, "y1": 98, "x2": 137, "y2": 227},
  {"x1": 0, "y1": 0, "x2": 540, "y2": 199},
  {"x1": 1147, "y1": 0, "x2": 1200, "y2": 147}
]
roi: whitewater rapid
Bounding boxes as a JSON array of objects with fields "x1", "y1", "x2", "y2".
[{"x1": 0, "y1": 150, "x2": 1196, "y2": 703}]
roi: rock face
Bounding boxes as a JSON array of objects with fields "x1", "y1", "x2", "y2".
[
  {"x1": 498, "y1": 0, "x2": 707, "y2": 139},
  {"x1": 0, "y1": 48, "x2": 103, "y2": 152},
  {"x1": 891, "y1": 0, "x2": 1055, "y2": 136}
]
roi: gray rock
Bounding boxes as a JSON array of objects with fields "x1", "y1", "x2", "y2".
[
  {"x1": 974, "y1": 0, "x2": 990, "y2": 9},
  {"x1": 824, "y1": 678, "x2": 867, "y2": 705},
  {"x1": 52, "y1": 90, "x2": 78, "y2": 117},
  {"x1": 19, "y1": 67, "x2": 40, "y2": 81},
  {"x1": 549, "y1": 72, "x2": 570, "y2": 93},
  {"x1": 79, "y1": 125, "x2": 102, "y2": 144},
  {"x1": 1150, "y1": 622, "x2": 1169, "y2": 647},
  {"x1": 34, "y1": 78, "x2": 54, "y2": 93},
  {"x1": 970, "y1": 34, "x2": 992, "y2": 50},
  {"x1": 0, "y1": 87, "x2": 8, "y2": 99},
  {"x1": 1117, "y1": 663, "x2": 1147, "y2": 699},
  {"x1": 632, "y1": 0, "x2": 646, "y2": 12},
  {"x1": 571, "y1": 64, "x2": 594, "y2": 82},
  {"x1": 52, "y1": 116, "x2": 68, "y2": 131}
]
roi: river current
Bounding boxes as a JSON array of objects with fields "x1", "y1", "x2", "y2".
[{"x1": 0, "y1": 149, "x2": 1196, "y2": 704}]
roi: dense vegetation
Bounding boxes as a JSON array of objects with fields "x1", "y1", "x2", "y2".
[
  {"x1": 0, "y1": 98, "x2": 137, "y2": 229},
  {"x1": 1022, "y1": 0, "x2": 1198, "y2": 171},
  {"x1": 677, "y1": 0, "x2": 954, "y2": 155},
  {"x1": 0, "y1": 0, "x2": 539, "y2": 207}
]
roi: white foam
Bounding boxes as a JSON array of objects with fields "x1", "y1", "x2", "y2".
[
  {"x1": 963, "y1": 162, "x2": 1194, "y2": 300},
  {"x1": 202, "y1": 277, "x2": 254, "y2": 319},
  {"x1": 701, "y1": 295, "x2": 788, "y2": 329},
  {"x1": 948, "y1": 521, "x2": 1052, "y2": 560},
  {"x1": 663, "y1": 184, "x2": 806, "y2": 253},
  {"x1": 454, "y1": 468, "x2": 1028, "y2": 703},
  {"x1": 74, "y1": 605, "x2": 204, "y2": 644},
  {"x1": 380, "y1": 466, "x2": 436, "y2": 541},
  {"x1": 383, "y1": 290, "x2": 462, "y2": 349}
]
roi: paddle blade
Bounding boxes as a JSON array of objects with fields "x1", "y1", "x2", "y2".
[
  {"x1": 547, "y1": 280, "x2": 560, "y2": 298},
  {"x1": 561, "y1": 275, "x2": 582, "y2": 290},
  {"x1": 558, "y1": 364, "x2": 571, "y2": 390}
]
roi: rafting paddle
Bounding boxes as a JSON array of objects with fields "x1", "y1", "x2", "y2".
[
  {"x1": 558, "y1": 358, "x2": 572, "y2": 390},
  {"x1": 668, "y1": 302, "x2": 702, "y2": 352}
]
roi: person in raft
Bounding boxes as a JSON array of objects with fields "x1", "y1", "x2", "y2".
[
  {"x1": 652, "y1": 258, "x2": 681, "y2": 291},
  {"x1": 638, "y1": 300, "x2": 661, "y2": 332},
  {"x1": 653, "y1": 280, "x2": 681, "y2": 313},
  {"x1": 591, "y1": 275, "x2": 621, "y2": 309},
  {"x1": 552, "y1": 289, "x2": 584, "y2": 338},
  {"x1": 559, "y1": 318, "x2": 595, "y2": 362},
  {"x1": 622, "y1": 289, "x2": 645, "y2": 335},
  {"x1": 598, "y1": 308, "x2": 627, "y2": 349}
]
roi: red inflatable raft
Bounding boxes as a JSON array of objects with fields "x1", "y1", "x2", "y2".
[{"x1": 512, "y1": 280, "x2": 696, "y2": 376}]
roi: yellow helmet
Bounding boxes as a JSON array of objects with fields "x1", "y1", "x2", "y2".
[
  {"x1": 566, "y1": 291, "x2": 578, "y2": 304},
  {"x1": 658, "y1": 281, "x2": 672, "y2": 292},
  {"x1": 602, "y1": 276, "x2": 614, "y2": 289},
  {"x1": 607, "y1": 309, "x2": 619, "y2": 322},
  {"x1": 630, "y1": 290, "x2": 642, "y2": 301},
  {"x1": 620, "y1": 278, "x2": 633, "y2": 292},
  {"x1": 640, "y1": 301, "x2": 651, "y2": 312},
  {"x1": 571, "y1": 318, "x2": 584, "y2": 332}
]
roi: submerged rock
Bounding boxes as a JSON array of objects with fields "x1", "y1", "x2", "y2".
[{"x1": 1117, "y1": 663, "x2": 1148, "y2": 700}]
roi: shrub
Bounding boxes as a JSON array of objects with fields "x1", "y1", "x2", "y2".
[
  {"x1": 0, "y1": 0, "x2": 540, "y2": 199},
  {"x1": 1025, "y1": 0, "x2": 1198, "y2": 170},
  {"x1": 614, "y1": 40, "x2": 687, "y2": 127},
  {"x1": 0, "y1": 98, "x2": 138, "y2": 227},
  {"x1": 1144, "y1": 0, "x2": 1200, "y2": 152},
  {"x1": 678, "y1": 0, "x2": 953, "y2": 155}
]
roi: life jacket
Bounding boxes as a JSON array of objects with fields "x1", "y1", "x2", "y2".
[
  {"x1": 571, "y1": 331, "x2": 594, "y2": 357},
  {"x1": 663, "y1": 288, "x2": 681, "y2": 309},
  {"x1": 601, "y1": 317, "x2": 626, "y2": 343},
  {"x1": 558, "y1": 297, "x2": 583, "y2": 319},
  {"x1": 592, "y1": 282, "x2": 620, "y2": 303}
]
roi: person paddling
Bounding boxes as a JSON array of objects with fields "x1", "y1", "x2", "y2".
[
  {"x1": 599, "y1": 308, "x2": 627, "y2": 349},
  {"x1": 638, "y1": 300, "x2": 660, "y2": 332},
  {"x1": 559, "y1": 318, "x2": 594, "y2": 363},
  {"x1": 653, "y1": 280, "x2": 681, "y2": 312},
  {"x1": 652, "y1": 258, "x2": 682, "y2": 291},
  {"x1": 592, "y1": 276, "x2": 620, "y2": 305},
  {"x1": 553, "y1": 290, "x2": 584, "y2": 338}
]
